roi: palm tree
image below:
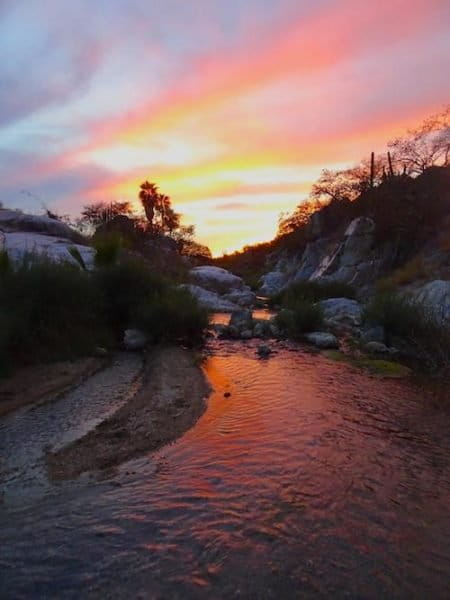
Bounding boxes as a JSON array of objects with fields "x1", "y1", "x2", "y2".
[{"x1": 138, "y1": 181, "x2": 159, "y2": 231}]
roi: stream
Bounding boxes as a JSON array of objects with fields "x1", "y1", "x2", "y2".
[{"x1": 0, "y1": 330, "x2": 449, "y2": 598}]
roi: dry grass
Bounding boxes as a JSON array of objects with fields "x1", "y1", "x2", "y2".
[{"x1": 377, "y1": 256, "x2": 428, "y2": 293}]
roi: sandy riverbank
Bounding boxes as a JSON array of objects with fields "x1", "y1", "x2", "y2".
[
  {"x1": 47, "y1": 346, "x2": 211, "y2": 480},
  {"x1": 0, "y1": 357, "x2": 108, "y2": 418}
]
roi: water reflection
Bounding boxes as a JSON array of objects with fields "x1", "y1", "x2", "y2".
[{"x1": 0, "y1": 340, "x2": 449, "y2": 599}]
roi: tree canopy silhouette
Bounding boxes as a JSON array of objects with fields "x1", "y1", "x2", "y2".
[{"x1": 138, "y1": 181, "x2": 180, "y2": 235}]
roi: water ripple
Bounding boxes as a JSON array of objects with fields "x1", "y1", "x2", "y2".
[{"x1": 1, "y1": 341, "x2": 449, "y2": 598}]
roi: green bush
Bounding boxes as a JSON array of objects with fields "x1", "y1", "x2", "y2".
[
  {"x1": 271, "y1": 280, "x2": 356, "y2": 308},
  {"x1": 93, "y1": 233, "x2": 123, "y2": 267},
  {"x1": 94, "y1": 257, "x2": 167, "y2": 338},
  {"x1": 0, "y1": 258, "x2": 109, "y2": 367},
  {"x1": 364, "y1": 293, "x2": 450, "y2": 372},
  {"x1": 95, "y1": 258, "x2": 208, "y2": 343},
  {"x1": 275, "y1": 299, "x2": 324, "y2": 338},
  {"x1": 135, "y1": 287, "x2": 209, "y2": 345},
  {"x1": 0, "y1": 250, "x2": 10, "y2": 274},
  {"x1": 0, "y1": 254, "x2": 208, "y2": 373}
]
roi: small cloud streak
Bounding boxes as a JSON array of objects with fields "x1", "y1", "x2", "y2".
[{"x1": 0, "y1": 0, "x2": 449, "y2": 254}]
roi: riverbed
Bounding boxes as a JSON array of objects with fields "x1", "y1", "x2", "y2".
[{"x1": 0, "y1": 336, "x2": 449, "y2": 598}]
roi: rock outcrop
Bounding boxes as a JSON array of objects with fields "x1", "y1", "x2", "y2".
[
  {"x1": 0, "y1": 209, "x2": 81, "y2": 241},
  {"x1": 259, "y1": 217, "x2": 391, "y2": 296},
  {"x1": 0, "y1": 209, "x2": 95, "y2": 268},
  {"x1": 188, "y1": 266, "x2": 256, "y2": 311}
]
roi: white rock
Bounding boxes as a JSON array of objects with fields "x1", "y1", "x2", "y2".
[
  {"x1": 413, "y1": 280, "x2": 450, "y2": 324},
  {"x1": 180, "y1": 284, "x2": 239, "y2": 312},
  {"x1": 259, "y1": 271, "x2": 287, "y2": 296},
  {"x1": 0, "y1": 208, "x2": 80, "y2": 240},
  {"x1": 318, "y1": 298, "x2": 363, "y2": 328},
  {"x1": 190, "y1": 266, "x2": 244, "y2": 293},
  {"x1": 3, "y1": 231, "x2": 95, "y2": 269},
  {"x1": 304, "y1": 332, "x2": 339, "y2": 349}
]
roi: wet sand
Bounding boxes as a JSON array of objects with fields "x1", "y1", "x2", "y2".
[{"x1": 47, "y1": 346, "x2": 211, "y2": 480}]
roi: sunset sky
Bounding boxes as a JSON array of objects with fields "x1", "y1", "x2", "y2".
[{"x1": 1, "y1": 0, "x2": 449, "y2": 255}]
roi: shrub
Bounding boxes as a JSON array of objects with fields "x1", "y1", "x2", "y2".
[
  {"x1": 0, "y1": 250, "x2": 10, "y2": 274},
  {"x1": 0, "y1": 258, "x2": 109, "y2": 366},
  {"x1": 275, "y1": 299, "x2": 324, "y2": 338},
  {"x1": 364, "y1": 293, "x2": 450, "y2": 373},
  {"x1": 271, "y1": 280, "x2": 356, "y2": 307},
  {"x1": 376, "y1": 256, "x2": 428, "y2": 293},
  {"x1": 68, "y1": 246, "x2": 87, "y2": 270},
  {"x1": 93, "y1": 233, "x2": 123, "y2": 267},
  {"x1": 93, "y1": 257, "x2": 168, "y2": 338},
  {"x1": 0, "y1": 253, "x2": 209, "y2": 373},
  {"x1": 135, "y1": 287, "x2": 209, "y2": 345}
]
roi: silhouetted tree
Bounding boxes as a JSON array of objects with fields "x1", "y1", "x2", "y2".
[
  {"x1": 138, "y1": 181, "x2": 181, "y2": 235},
  {"x1": 388, "y1": 105, "x2": 450, "y2": 175},
  {"x1": 138, "y1": 181, "x2": 159, "y2": 229},
  {"x1": 81, "y1": 201, "x2": 133, "y2": 230}
]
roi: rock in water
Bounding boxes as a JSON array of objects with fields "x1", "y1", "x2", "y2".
[
  {"x1": 229, "y1": 309, "x2": 254, "y2": 330},
  {"x1": 240, "y1": 329, "x2": 253, "y2": 340},
  {"x1": 123, "y1": 329, "x2": 148, "y2": 351},
  {"x1": 304, "y1": 332, "x2": 339, "y2": 349},
  {"x1": 257, "y1": 344, "x2": 272, "y2": 357}
]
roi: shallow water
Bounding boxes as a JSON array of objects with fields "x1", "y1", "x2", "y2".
[
  {"x1": 0, "y1": 353, "x2": 143, "y2": 503},
  {"x1": 1, "y1": 339, "x2": 449, "y2": 599}
]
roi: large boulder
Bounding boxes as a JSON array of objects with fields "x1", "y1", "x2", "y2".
[
  {"x1": 259, "y1": 271, "x2": 287, "y2": 296},
  {"x1": 190, "y1": 266, "x2": 256, "y2": 308},
  {"x1": 304, "y1": 332, "x2": 339, "y2": 349},
  {"x1": 180, "y1": 284, "x2": 239, "y2": 312},
  {"x1": 413, "y1": 280, "x2": 450, "y2": 324},
  {"x1": 0, "y1": 209, "x2": 81, "y2": 241},
  {"x1": 223, "y1": 287, "x2": 257, "y2": 307},
  {"x1": 229, "y1": 309, "x2": 253, "y2": 330},
  {"x1": 2, "y1": 231, "x2": 95, "y2": 269},
  {"x1": 318, "y1": 298, "x2": 363, "y2": 329},
  {"x1": 190, "y1": 266, "x2": 244, "y2": 293}
]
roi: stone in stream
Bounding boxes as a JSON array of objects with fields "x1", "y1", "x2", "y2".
[
  {"x1": 253, "y1": 320, "x2": 268, "y2": 338},
  {"x1": 229, "y1": 309, "x2": 253, "y2": 330},
  {"x1": 257, "y1": 344, "x2": 272, "y2": 357},
  {"x1": 123, "y1": 329, "x2": 148, "y2": 351},
  {"x1": 240, "y1": 329, "x2": 253, "y2": 340}
]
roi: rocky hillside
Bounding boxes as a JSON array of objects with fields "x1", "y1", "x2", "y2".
[{"x1": 259, "y1": 166, "x2": 450, "y2": 302}]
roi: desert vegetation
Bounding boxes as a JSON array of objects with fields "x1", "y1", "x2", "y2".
[
  {"x1": 0, "y1": 181, "x2": 211, "y2": 375},
  {"x1": 0, "y1": 255, "x2": 208, "y2": 375}
]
